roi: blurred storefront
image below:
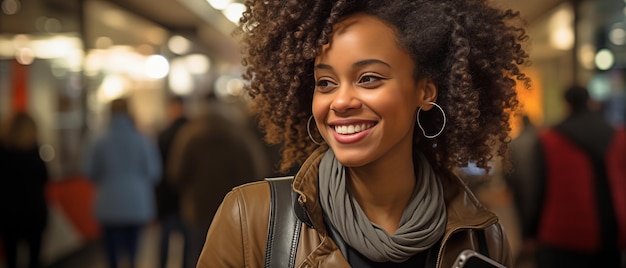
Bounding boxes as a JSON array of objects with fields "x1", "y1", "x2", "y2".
[
  {"x1": 518, "y1": 0, "x2": 626, "y2": 130},
  {"x1": 576, "y1": 0, "x2": 626, "y2": 127},
  {"x1": 1, "y1": 0, "x2": 85, "y2": 179},
  {"x1": 0, "y1": 0, "x2": 241, "y2": 179}
]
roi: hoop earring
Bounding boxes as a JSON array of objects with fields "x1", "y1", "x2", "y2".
[
  {"x1": 417, "y1": 102, "x2": 446, "y2": 139},
  {"x1": 307, "y1": 115, "x2": 325, "y2": 145}
]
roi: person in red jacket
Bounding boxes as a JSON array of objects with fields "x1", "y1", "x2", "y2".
[{"x1": 529, "y1": 85, "x2": 626, "y2": 268}]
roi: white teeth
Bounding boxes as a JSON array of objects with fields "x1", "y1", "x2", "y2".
[{"x1": 334, "y1": 124, "x2": 371, "y2": 134}]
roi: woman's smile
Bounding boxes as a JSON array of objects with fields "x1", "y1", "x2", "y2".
[
  {"x1": 330, "y1": 121, "x2": 377, "y2": 144},
  {"x1": 333, "y1": 122, "x2": 375, "y2": 135}
]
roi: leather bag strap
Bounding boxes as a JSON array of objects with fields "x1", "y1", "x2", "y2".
[
  {"x1": 264, "y1": 176, "x2": 302, "y2": 268},
  {"x1": 476, "y1": 229, "x2": 489, "y2": 257}
]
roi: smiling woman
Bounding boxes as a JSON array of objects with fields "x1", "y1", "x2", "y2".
[
  {"x1": 312, "y1": 14, "x2": 429, "y2": 170},
  {"x1": 197, "y1": 0, "x2": 530, "y2": 267}
]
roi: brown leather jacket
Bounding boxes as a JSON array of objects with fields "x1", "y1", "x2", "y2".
[{"x1": 198, "y1": 148, "x2": 512, "y2": 267}]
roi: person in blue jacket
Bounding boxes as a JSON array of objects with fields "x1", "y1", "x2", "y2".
[{"x1": 84, "y1": 97, "x2": 161, "y2": 268}]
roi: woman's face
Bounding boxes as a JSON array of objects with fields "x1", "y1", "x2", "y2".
[{"x1": 313, "y1": 13, "x2": 436, "y2": 168}]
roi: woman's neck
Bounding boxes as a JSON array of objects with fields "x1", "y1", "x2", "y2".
[{"x1": 347, "y1": 155, "x2": 417, "y2": 234}]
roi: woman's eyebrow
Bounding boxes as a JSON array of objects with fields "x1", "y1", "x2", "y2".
[
  {"x1": 353, "y1": 59, "x2": 391, "y2": 68},
  {"x1": 314, "y1": 63, "x2": 333, "y2": 70},
  {"x1": 314, "y1": 59, "x2": 391, "y2": 70}
]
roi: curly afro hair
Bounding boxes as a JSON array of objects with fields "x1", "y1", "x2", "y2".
[{"x1": 235, "y1": 0, "x2": 530, "y2": 174}]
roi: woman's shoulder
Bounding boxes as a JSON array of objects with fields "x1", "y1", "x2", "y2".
[
  {"x1": 227, "y1": 178, "x2": 296, "y2": 204},
  {"x1": 200, "y1": 180, "x2": 273, "y2": 267},
  {"x1": 219, "y1": 178, "x2": 292, "y2": 227},
  {"x1": 232, "y1": 180, "x2": 270, "y2": 193},
  {"x1": 223, "y1": 180, "x2": 273, "y2": 210},
  {"x1": 209, "y1": 180, "x2": 273, "y2": 235}
]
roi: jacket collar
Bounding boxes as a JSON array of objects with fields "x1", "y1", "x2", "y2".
[
  {"x1": 292, "y1": 147, "x2": 498, "y2": 237},
  {"x1": 292, "y1": 147, "x2": 327, "y2": 231}
]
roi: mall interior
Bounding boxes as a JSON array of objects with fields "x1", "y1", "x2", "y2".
[{"x1": 1, "y1": 0, "x2": 625, "y2": 267}]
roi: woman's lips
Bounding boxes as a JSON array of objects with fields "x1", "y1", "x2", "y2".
[{"x1": 329, "y1": 122, "x2": 376, "y2": 144}]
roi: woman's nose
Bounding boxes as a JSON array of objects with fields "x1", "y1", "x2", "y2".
[{"x1": 330, "y1": 86, "x2": 361, "y2": 113}]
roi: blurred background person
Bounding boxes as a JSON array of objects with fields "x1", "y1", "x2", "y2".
[
  {"x1": 529, "y1": 85, "x2": 626, "y2": 268},
  {"x1": 0, "y1": 112, "x2": 49, "y2": 268},
  {"x1": 167, "y1": 91, "x2": 267, "y2": 267},
  {"x1": 503, "y1": 114, "x2": 541, "y2": 267},
  {"x1": 155, "y1": 96, "x2": 189, "y2": 268},
  {"x1": 83, "y1": 98, "x2": 162, "y2": 268}
]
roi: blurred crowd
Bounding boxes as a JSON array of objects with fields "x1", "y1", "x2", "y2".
[{"x1": 0, "y1": 90, "x2": 283, "y2": 268}]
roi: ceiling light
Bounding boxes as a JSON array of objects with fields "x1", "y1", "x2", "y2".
[
  {"x1": 223, "y1": 3, "x2": 245, "y2": 24},
  {"x1": 207, "y1": 0, "x2": 231, "y2": 10},
  {"x1": 1, "y1": 0, "x2": 20, "y2": 15},
  {"x1": 595, "y1": 49, "x2": 615, "y2": 71},
  {"x1": 144, "y1": 55, "x2": 170, "y2": 79},
  {"x1": 168, "y1": 35, "x2": 191, "y2": 55}
]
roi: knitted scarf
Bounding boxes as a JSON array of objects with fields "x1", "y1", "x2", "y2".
[{"x1": 318, "y1": 149, "x2": 446, "y2": 262}]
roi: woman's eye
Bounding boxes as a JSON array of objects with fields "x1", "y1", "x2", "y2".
[
  {"x1": 316, "y1": 79, "x2": 336, "y2": 91},
  {"x1": 358, "y1": 75, "x2": 382, "y2": 85}
]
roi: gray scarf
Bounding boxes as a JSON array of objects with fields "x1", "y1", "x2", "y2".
[{"x1": 318, "y1": 149, "x2": 447, "y2": 263}]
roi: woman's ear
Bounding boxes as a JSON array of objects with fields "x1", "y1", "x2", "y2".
[{"x1": 417, "y1": 78, "x2": 438, "y2": 111}]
